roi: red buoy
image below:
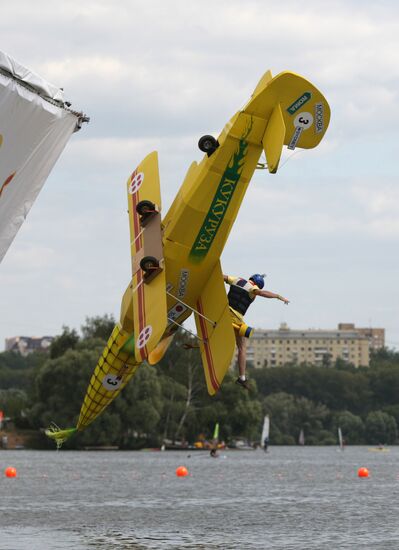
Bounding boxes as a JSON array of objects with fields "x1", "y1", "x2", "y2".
[
  {"x1": 358, "y1": 467, "x2": 369, "y2": 478},
  {"x1": 176, "y1": 466, "x2": 188, "y2": 477},
  {"x1": 5, "y1": 466, "x2": 17, "y2": 478}
]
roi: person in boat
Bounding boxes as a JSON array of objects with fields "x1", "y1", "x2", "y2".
[
  {"x1": 263, "y1": 436, "x2": 269, "y2": 452},
  {"x1": 223, "y1": 273, "x2": 289, "y2": 389}
]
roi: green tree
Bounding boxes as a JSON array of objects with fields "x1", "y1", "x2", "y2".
[
  {"x1": 365, "y1": 411, "x2": 398, "y2": 444},
  {"x1": 252, "y1": 365, "x2": 371, "y2": 415},
  {"x1": 14, "y1": 315, "x2": 399, "y2": 450},
  {"x1": 263, "y1": 392, "x2": 331, "y2": 445},
  {"x1": 382, "y1": 404, "x2": 399, "y2": 429},
  {"x1": 370, "y1": 347, "x2": 399, "y2": 366},
  {"x1": 0, "y1": 350, "x2": 26, "y2": 370},
  {"x1": 334, "y1": 411, "x2": 364, "y2": 444},
  {"x1": 77, "y1": 413, "x2": 122, "y2": 447},
  {"x1": 29, "y1": 348, "x2": 100, "y2": 433},
  {"x1": 114, "y1": 365, "x2": 163, "y2": 448},
  {"x1": 0, "y1": 389, "x2": 28, "y2": 419},
  {"x1": 81, "y1": 314, "x2": 115, "y2": 341},
  {"x1": 156, "y1": 332, "x2": 205, "y2": 443},
  {"x1": 0, "y1": 350, "x2": 48, "y2": 391},
  {"x1": 368, "y1": 365, "x2": 399, "y2": 408},
  {"x1": 50, "y1": 326, "x2": 80, "y2": 359}
]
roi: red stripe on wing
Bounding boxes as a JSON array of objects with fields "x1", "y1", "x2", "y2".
[{"x1": 129, "y1": 171, "x2": 147, "y2": 359}]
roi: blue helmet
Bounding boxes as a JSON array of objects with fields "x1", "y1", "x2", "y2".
[{"x1": 249, "y1": 273, "x2": 265, "y2": 289}]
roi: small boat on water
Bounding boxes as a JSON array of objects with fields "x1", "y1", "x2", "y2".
[
  {"x1": 228, "y1": 437, "x2": 255, "y2": 450},
  {"x1": 368, "y1": 446, "x2": 390, "y2": 452}
]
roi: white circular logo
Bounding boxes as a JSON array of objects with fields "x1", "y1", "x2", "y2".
[
  {"x1": 102, "y1": 374, "x2": 122, "y2": 391},
  {"x1": 136, "y1": 325, "x2": 153, "y2": 349},
  {"x1": 128, "y1": 172, "x2": 144, "y2": 195},
  {"x1": 294, "y1": 112, "x2": 313, "y2": 130}
]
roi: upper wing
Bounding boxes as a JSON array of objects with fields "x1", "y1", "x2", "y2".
[
  {"x1": 126, "y1": 152, "x2": 168, "y2": 362},
  {"x1": 194, "y1": 260, "x2": 236, "y2": 395}
]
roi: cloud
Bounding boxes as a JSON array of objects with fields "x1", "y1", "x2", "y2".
[{"x1": 1, "y1": 244, "x2": 56, "y2": 270}]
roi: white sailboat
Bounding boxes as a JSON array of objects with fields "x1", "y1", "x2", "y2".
[
  {"x1": 338, "y1": 427, "x2": 344, "y2": 451},
  {"x1": 298, "y1": 428, "x2": 305, "y2": 446},
  {"x1": 261, "y1": 415, "x2": 270, "y2": 451}
]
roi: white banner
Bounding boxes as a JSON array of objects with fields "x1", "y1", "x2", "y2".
[{"x1": 0, "y1": 51, "x2": 84, "y2": 263}]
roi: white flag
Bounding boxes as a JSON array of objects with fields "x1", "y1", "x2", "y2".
[{"x1": 0, "y1": 51, "x2": 86, "y2": 263}]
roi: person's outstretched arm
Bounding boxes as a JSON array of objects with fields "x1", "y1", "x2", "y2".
[{"x1": 253, "y1": 289, "x2": 289, "y2": 304}]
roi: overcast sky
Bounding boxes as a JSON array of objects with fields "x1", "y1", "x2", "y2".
[{"x1": 1, "y1": 0, "x2": 398, "y2": 350}]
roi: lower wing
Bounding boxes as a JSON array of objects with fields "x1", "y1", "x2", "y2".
[{"x1": 194, "y1": 261, "x2": 236, "y2": 395}]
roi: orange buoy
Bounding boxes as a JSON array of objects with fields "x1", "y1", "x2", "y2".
[
  {"x1": 358, "y1": 467, "x2": 369, "y2": 478},
  {"x1": 176, "y1": 466, "x2": 188, "y2": 477},
  {"x1": 5, "y1": 466, "x2": 17, "y2": 478}
]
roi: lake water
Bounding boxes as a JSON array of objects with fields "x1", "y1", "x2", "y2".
[{"x1": 0, "y1": 447, "x2": 399, "y2": 549}]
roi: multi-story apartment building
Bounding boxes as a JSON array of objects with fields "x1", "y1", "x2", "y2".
[
  {"x1": 5, "y1": 336, "x2": 54, "y2": 357},
  {"x1": 338, "y1": 323, "x2": 385, "y2": 350},
  {"x1": 247, "y1": 323, "x2": 371, "y2": 368}
]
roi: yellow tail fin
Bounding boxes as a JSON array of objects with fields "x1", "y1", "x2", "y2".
[{"x1": 45, "y1": 424, "x2": 77, "y2": 449}]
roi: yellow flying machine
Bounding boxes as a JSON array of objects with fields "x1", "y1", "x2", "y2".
[{"x1": 46, "y1": 69, "x2": 330, "y2": 447}]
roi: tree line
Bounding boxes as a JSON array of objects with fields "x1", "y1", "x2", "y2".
[{"x1": 1, "y1": 315, "x2": 398, "y2": 448}]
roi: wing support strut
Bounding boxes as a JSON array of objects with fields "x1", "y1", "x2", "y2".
[
  {"x1": 167, "y1": 317, "x2": 205, "y2": 342},
  {"x1": 166, "y1": 290, "x2": 216, "y2": 327}
]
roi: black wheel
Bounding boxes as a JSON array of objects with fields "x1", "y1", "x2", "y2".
[
  {"x1": 136, "y1": 200, "x2": 155, "y2": 216},
  {"x1": 198, "y1": 135, "x2": 219, "y2": 156},
  {"x1": 140, "y1": 256, "x2": 159, "y2": 273}
]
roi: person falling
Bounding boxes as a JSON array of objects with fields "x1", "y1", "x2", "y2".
[{"x1": 223, "y1": 273, "x2": 289, "y2": 389}]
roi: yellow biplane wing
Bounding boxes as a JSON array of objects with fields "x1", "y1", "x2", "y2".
[
  {"x1": 127, "y1": 152, "x2": 168, "y2": 362},
  {"x1": 194, "y1": 261, "x2": 236, "y2": 395}
]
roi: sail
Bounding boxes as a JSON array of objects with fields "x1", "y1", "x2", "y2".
[
  {"x1": 298, "y1": 429, "x2": 305, "y2": 445},
  {"x1": 0, "y1": 50, "x2": 87, "y2": 263},
  {"x1": 261, "y1": 415, "x2": 270, "y2": 445},
  {"x1": 338, "y1": 427, "x2": 344, "y2": 450},
  {"x1": 212, "y1": 422, "x2": 220, "y2": 442}
]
